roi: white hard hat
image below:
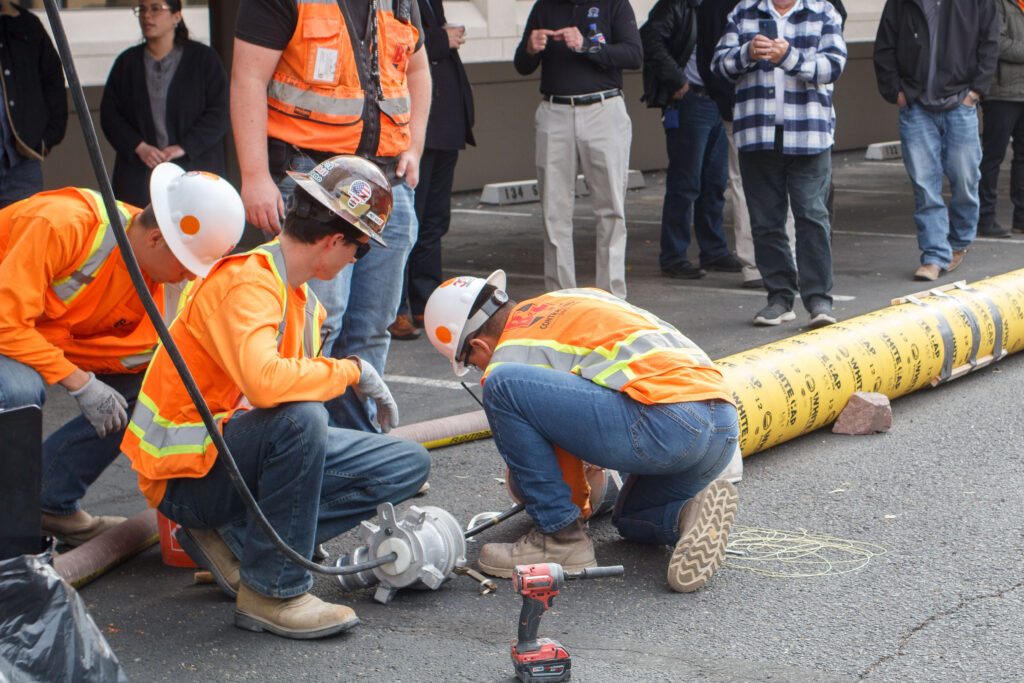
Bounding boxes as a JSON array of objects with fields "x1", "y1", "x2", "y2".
[
  {"x1": 150, "y1": 163, "x2": 245, "y2": 277},
  {"x1": 424, "y1": 270, "x2": 507, "y2": 376}
]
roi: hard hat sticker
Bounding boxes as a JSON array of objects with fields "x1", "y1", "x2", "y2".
[
  {"x1": 366, "y1": 211, "x2": 384, "y2": 227},
  {"x1": 347, "y1": 180, "x2": 372, "y2": 209},
  {"x1": 180, "y1": 215, "x2": 201, "y2": 236},
  {"x1": 310, "y1": 160, "x2": 337, "y2": 183}
]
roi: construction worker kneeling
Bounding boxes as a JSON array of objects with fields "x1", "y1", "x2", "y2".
[
  {"x1": 121, "y1": 155, "x2": 430, "y2": 639},
  {"x1": 425, "y1": 273, "x2": 739, "y2": 592},
  {"x1": 0, "y1": 164, "x2": 243, "y2": 546}
]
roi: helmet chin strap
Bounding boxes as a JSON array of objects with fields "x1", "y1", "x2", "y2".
[{"x1": 459, "y1": 289, "x2": 509, "y2": 353}]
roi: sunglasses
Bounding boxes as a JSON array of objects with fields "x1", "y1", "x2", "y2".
[
  {"x1": 133, "y1": 4, "x2": 172, "y2": 17},
  {"x1": 344, "y1": 237, "x2": 371, "y2": 261}
]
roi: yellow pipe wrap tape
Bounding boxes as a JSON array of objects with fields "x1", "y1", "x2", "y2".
[{"x1": 718, "y1": 270, "x2": 1024, "y2": 456}]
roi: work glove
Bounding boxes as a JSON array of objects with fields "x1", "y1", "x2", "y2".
[
  {"x1": 349, "y1": 356, "x2": 400, "y2": 432},
  {"x1": 69, "y1": 372, "x2": 129, "y2": 438}
]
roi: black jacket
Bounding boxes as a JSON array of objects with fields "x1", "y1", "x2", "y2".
[
  {"x1": 639, "y1": 0, "x2": 698, "y2": 108},
  {"x1": 697, "y1": 0, "x2": 847, "y2": 121},
  {"x1": 100, "y1": 40, "x2": 229, "y2": 208},
  {"x1": 417, "y1": 0, "x2": 475, "y2": 150},
  {"x1": 874, "y1": 0, "x2": 999, "y2": 105},
  {"x1": 0, "y1": 4, "x2": 67, "y2": 160}
]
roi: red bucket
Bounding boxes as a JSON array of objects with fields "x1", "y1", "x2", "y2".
[{"x1": 156, "y1": 511, "x2": 197, "y2": 568}]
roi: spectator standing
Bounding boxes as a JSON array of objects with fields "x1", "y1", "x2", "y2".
[
  {"x1": 0, "y1": 0, "x2": 67, "y2": 208},
  {"x1": 874, "y1": 0, "x2": 999, "y2": 280},
  {"x1": 101, "y1": 1, "x2": 229, "y2": 209},
  {"x1": 978, "y1": 0, "x2": 1024, "y2": 238},
  {"x1": 713, "y1": 0, "x2": 846, "y2": 327},
  {"x1": 231, "y1": 0, "x2": 431, "y2": 432},
  {"x1": 389, "y1": 0, "x2": 476, "y2": 340},
  {"x1": 640, "y1": 0, "x2": 744, "y2": 281},
  {"x1": 514, "y1": 0, "x2": 643, "y2": 299}
]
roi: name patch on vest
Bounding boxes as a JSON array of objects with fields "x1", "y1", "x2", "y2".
[{"x1": 313, "y1": 47, "x2": 339, "y2": 83}]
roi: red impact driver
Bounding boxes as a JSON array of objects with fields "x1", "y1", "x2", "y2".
[{"x1": 511, "y1": 562, "x2": 625, "y2": 682}]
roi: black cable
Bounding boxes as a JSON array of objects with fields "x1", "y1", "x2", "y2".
[
  {"x1": 460, "y1": 381, "x2": 484, "y2": 408},
  {"x1": 41, "y1": 1, "x2": 394, "y2": 576}
]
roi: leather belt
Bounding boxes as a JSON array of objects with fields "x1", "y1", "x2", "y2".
[{"x1": 543, "y1": 89, "x2": 622, "y2": 106}]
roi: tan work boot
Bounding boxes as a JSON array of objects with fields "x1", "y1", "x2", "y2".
[
  {"x1": 948, "y1": 249, "x2": 966, "y2": 273},
  {"x1": 175, "y1": 527, "x2": 241, "y2": 598},
  {"x1": 387, "y1": 314, "x2": 421, "y2": 340},
  {"x1": 667, "y1": 479, "x2": 738, "y2": 593},
  {"x1": 41, "y1": 509, "x2": 126, "y2": 546},
  {"x1": 914, "y1": 264, "x2": 941, "y2": 281},
  {"x1": 234, "y1": 584, "x2": 359, "y2": 639},
  {"x1": 477, "y1": 518, "x2": 597, "y2": 578}
]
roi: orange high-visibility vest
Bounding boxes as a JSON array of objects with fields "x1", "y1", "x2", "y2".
[
  {"x1": 0, "y1": 187, "x2": 166, "y2": 383},
  {"x1": 267, "y1": 0, "x2": 419, "y2": 157},
  {"x1": 122, "y1": 240, "x2": 327, "y2": 507}
]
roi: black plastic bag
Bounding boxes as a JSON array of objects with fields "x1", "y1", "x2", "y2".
[{"x1": 0, "y1": 550, "x2": 127, "y2": 682}]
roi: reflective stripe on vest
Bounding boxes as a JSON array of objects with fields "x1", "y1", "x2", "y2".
[
  {"x1": 126, "y1": 242, "x2": 323, "y2": 461},
  {"x1": 488, "y1": 289, "x2": 715, "y2": 392},
  {"x1": 51, "y1": 189, "x2": 134, "y2": 306}
]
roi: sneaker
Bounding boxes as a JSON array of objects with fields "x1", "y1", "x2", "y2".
[
  {"x1": 808, "y1": 300, "x2": 837, "y2": 328},
  {"x1": 702, "y1": 253, "x2": 743, "y2": 272},
  {"x1": 176, "y1": 527, "x2": 241, "y2": 598},
  {"x1": 661, "y1": 262, "x2": 706, "y2": 279},
  {"x1": 913, "y1": 263, "x2": 941, "y2": 281},
  {"x1": 387, "y1": 314, "x2": 421, "y2": 340},
  {"x1": 753, "y1": 303, "x2": 795, "y2": 326},
  {"x1": 41, "y1": 509, "x2": 126, "y2": 546},
  {"x1": 947, "y1": 249, "x2": 966, "y2": 273},
  {"x1": 477, "y1": 519, "x2": 597, "y2": 578},
  {"x1": 741, "y1": 278, "x2": 764, "y2": 289},
  {"x1": 978, "y1": 223, "x2": 1011, "y2": 238},
  {"x1": 234, "y1": 584, "x2": 359, "y2": 639},
  {"x1": 667, "y1": 479, "x2": 738, "y2": 593}
]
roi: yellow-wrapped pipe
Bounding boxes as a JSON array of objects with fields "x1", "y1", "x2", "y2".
[{"x1": 718, "y1": 271, "x2": 1024, "y2": 455}]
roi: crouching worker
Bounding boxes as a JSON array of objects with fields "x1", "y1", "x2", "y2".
[
  {"x1": 122, "y1": 155, "x2": 430, "y2": 639},
  {"x1": 0, "y1": 164, "x2": 243, "y2": 545},
  {"x1": 425, "y1": 273, "x2": 739, "y2": 592}
]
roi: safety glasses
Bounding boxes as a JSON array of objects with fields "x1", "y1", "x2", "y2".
[
  {"x1": 133, "y1": 4, "x2": 172, "y2": 17},
  {"x1": 353, "y1": 241, "x2": 371, "y2": 261}
]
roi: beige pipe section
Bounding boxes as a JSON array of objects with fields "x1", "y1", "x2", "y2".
[{"x1": 53, "y1": 509, "x2": 158, "y2": 588}]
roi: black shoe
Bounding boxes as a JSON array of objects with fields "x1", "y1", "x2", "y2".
[
  {"x1": 978, "y1": 223, "x2": 1011, "y2": 238},
  {"x1": 741, "y1": 278, "x2": 764, "y2": 289},
  {"x1": 662, "y1": 263, "x2": 706, "y2": 279},
  {"x1": 702, "y1": 253, "x2": 743, "y2": 272},
  {"x1": 1013, "y1": 225, "x2": 1024, "y2": 235}
]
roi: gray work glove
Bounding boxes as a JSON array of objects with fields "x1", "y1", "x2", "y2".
[
  {"x1": 349, "y1": 356, "x2": 399, "y2": 432},
  {"x1": 69, "y1": 372, "x2": 129, "y2": 438}
]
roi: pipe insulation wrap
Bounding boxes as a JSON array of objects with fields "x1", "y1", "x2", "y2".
[
  {"x1": 390, "y1": 410, "x2": 491, "y2": 449},
  {"x1": 718, "y1": 271, "x2": 1024, "y2": 456},
  {"x1": 53, "y1": 510, "x2": 159, "y2": 588}
]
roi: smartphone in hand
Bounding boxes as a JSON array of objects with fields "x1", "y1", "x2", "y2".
[{"x1": 758, "y1": 19, "x2": 778, "y2": 40}]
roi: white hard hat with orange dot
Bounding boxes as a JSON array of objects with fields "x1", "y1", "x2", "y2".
[
  {"x1": 150, "y1": 162, "x2": 245, "y2": 277},
  {"x1": 424, "y1": 270, "x2": 507, "y2": 376}
]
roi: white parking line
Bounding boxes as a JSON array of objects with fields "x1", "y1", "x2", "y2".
[{"x1": 384, "y1": 375, "x2": 466, "y2": 391}]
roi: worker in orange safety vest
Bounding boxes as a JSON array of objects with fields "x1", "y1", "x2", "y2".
[
  {"x1": 121, "y1": 155, "x2": 429, "y2": 640},
  {"x1": 0, "y1": 163, "x2": 244, "y2": 545},
  {"x1": 425, "y1": 272, "x2": 740, "y2": 593}
]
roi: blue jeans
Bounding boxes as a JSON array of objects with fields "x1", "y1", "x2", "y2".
[
  {"x1": 738, "y1": 133, "x2": 834, "y2": 312},
  {"x1": 899, "y1": 103, "x2": 981, "y2": 267},
  {"x1": 158, "y1": 402, "x2": 430, "y2": 598},
  {"x1": 0, "y1": 158, "x2": 42, "y2": 209},
  {"x1": 276, "y1": 155, "x2": 418, "y2": 431},
  {"x1": 482, "y1": 364, "x2": 738, "y2": 546},
  {"x1": 660, "y1": 90, "x2": 731, "y2": 271},
  {"x1": 0, "y1": 354, "x2": 142, "y2": 514}
]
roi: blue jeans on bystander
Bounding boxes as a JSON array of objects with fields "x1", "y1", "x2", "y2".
[
  {"x1": 899, "y1": 103, "x2": 981, "y2": 267},
  {"x1": 482, "y1": 363, "x2": 738, "y2": 546}
]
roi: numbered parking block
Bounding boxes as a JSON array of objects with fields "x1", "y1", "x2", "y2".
[{"x1": 480, "y1": 171, "x2": 646, "y2": 205}]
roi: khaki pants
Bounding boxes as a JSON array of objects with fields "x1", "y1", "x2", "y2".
[{"x1": 535, "y1": 96, "x2": 630, "y2": 298}]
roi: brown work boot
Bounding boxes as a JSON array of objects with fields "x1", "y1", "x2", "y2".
[
  {"x1": 175, "y1": 527, "x2": 241, "y2": 598},
  {"x1": 913, "y1": 264, "x2": 941, "y2": 281},
  {"x1": 234, "y1": 584, "x2": 359, "y2": 639},
  {"x1": 948, "y1": 249, "x2": 966, "y2": 273},
  {"x1": 41, "y1": 509, "x2": 126, "y2": 546},
  {"x1": 667, "y1": 479, "x2": 738, "y2": 593},
  {"x1": 477, "y1": 518, "x2": 597, "y2": 578},
  {"x1": 387, "y1": 314, "x2": 421, "y2": 340},
  {"x1": 412, "y1": 314, "x2": 425, "y2": 328}
]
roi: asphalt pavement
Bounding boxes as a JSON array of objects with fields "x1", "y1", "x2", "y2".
[{"x1": 43, "y1": 152, "x2": 1024, "y2": 681}]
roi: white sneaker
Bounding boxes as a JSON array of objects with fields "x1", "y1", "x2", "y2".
[{"x1": 720, "y1": 442, "x2": 743, "y2": 483}]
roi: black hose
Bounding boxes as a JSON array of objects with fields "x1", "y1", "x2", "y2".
[
  {"x1": 464, "y1": 503, "x2": 524, "y2": 539},
  {"x1": 40, "y1": 1, "x2": 394, "y2": 576}
]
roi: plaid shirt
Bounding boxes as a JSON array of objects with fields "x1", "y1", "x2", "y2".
[{"x1": 712, "y1": 0, "x2": 846, "y2": 155}]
